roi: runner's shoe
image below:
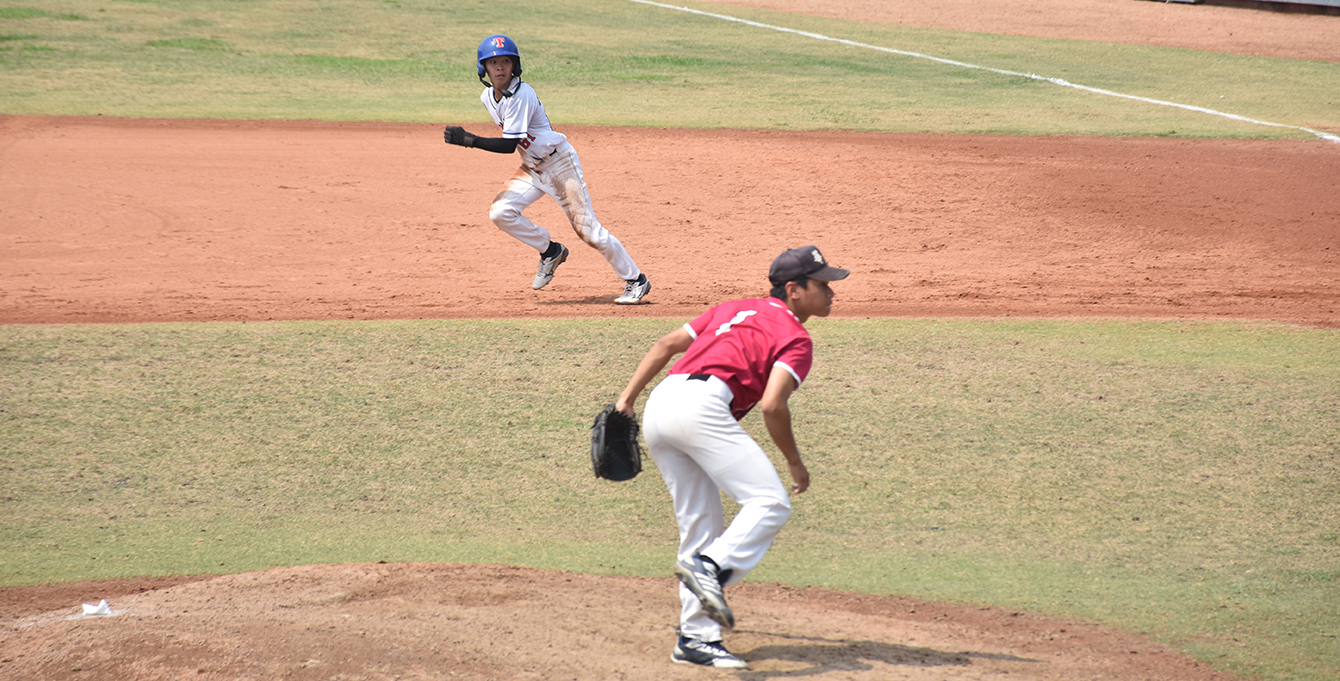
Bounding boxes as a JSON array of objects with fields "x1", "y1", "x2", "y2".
[
  {"x1": 615, "y1": 273, "x2": 651, "y2": 304},
  {"x1": 532, "y1": 242, "x2": 569, "y2": 290}
]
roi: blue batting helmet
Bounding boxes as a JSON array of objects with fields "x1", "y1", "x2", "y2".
[{"x1": 477, "y1": 34, "x2": 522, "y2": 81}]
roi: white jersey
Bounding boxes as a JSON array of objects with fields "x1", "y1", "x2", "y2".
[{"x1": 481, "y1": 78, "x2": 567, "y2": 168}]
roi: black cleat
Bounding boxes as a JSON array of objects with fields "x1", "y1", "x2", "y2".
[
  {"x1": 672, "y1": 636, "x2": 748, "y2": 669},
  {"x1": 674, "y1": 554, "x2": 734, "y2": 629}
]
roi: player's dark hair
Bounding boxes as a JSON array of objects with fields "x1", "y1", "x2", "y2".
[{"x1": 769, "y1": 275, "x2": 809, "y2": 300}]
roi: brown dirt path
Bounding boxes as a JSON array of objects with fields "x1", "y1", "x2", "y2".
[{"x1": 3, "y1": 116, "x2": 1337, "y2": 328}]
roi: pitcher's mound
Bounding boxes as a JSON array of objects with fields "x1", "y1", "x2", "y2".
[{"x1": 3, "y1": 563, "x2": 1236, "y2": 680}]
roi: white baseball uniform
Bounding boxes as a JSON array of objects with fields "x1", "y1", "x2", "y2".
[
  {"x1": 643, "y1": 297, "x2": 814, "y2": 642},
  {"x1": 482, "y1": 78, "x2": 641, "y2": 281}
]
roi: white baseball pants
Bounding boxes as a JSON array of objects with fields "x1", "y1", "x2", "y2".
[
  {"x1": 488, "y1": 141, "x2": 640, "y2": 281},
  {"x1": 643, "y1": 373, "x2": 793, "y2": 641}
]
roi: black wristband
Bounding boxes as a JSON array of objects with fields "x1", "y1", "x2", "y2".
[{"x1": 472, "y1": 136, "x2": 521, "y2": 154}]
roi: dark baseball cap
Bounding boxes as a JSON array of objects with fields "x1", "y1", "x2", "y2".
[{"x1": 769, "y1": 245, "x2": 850, "y2": 285}]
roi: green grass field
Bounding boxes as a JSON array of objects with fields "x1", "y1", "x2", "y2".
[
  {"x1": 2, "y1": 0, "x2": 1337, "y2": 138},
  {"x1": 3, "y1": 1, "x2": 1340, "y2": 680},
  {"x1": 3, "y1": 320, "x2": 1338, "y2": 680}
]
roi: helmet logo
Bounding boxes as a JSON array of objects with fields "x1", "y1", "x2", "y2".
[{"x1": 492, "y1": 37, "x2": 507, "y2": 48}]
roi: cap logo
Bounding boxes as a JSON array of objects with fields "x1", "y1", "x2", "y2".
[
  {"x1": 812, "y1": 250, "x2": 825, "y2": 264},
  {"x1": 492, "y1": 37, "x2": 506, "y2": 48}
]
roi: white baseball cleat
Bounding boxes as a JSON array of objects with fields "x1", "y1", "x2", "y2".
[
  {"x1": 615, "y1": 273, "x2": 651, "y2": 304},
  {"x1": 532, "y1": 243, "x2": 568, "y2": 290}
]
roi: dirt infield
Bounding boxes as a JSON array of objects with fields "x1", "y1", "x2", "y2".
[
  {"x1": 2, "y1": 564, "x2": 1240, "y2": 681},
  {"x1": 2, "y1": 1, "x2": 1338, "y2": 679},
  {"x1": 3, "y1": 117, "x2": 1337, "y2": 328}
]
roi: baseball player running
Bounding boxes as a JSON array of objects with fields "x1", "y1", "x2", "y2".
[
  {"x1": 615, "y1": 245, "x2": 849, "y2": 669},
  {"x1": 443, "y1": 35, "x2": 651, "y2": 304}
]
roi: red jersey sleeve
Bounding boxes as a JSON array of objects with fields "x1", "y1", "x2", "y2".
[{"x1": 773, "y1": 335, "x2": 813, "y2": 387}]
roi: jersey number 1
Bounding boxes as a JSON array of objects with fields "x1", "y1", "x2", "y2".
[{"x1": 714, "y1": 310, "x2": 757, "y2": 336}]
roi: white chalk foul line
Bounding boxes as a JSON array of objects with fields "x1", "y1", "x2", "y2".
[{"x1": 629, "y1": 0, "x2": 1340, "y2": 143}]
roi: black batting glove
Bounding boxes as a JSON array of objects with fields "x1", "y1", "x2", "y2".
[{"x1": 443, "y1": 126, "x2": 477, "y2": 147}]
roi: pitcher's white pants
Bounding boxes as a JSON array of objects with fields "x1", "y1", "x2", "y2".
[
  {"x1": 488, "y1": 141, "x2": 640, "y2": 281},
  {"x1": 644, "y1": 373, "x2": 793, "y2": 641}
]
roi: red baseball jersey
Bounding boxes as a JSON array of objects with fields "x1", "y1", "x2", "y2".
[{"x1": 669, "y1": 297, "x2": 814, "y2": 420}]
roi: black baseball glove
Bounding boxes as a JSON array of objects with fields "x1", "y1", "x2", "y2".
[
  {"x1": 443, "y1": 125, "x2": 477, "y2": 147},
  {"x1": 590, "y1": 404, "x2": 643, "y2": 481}
]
